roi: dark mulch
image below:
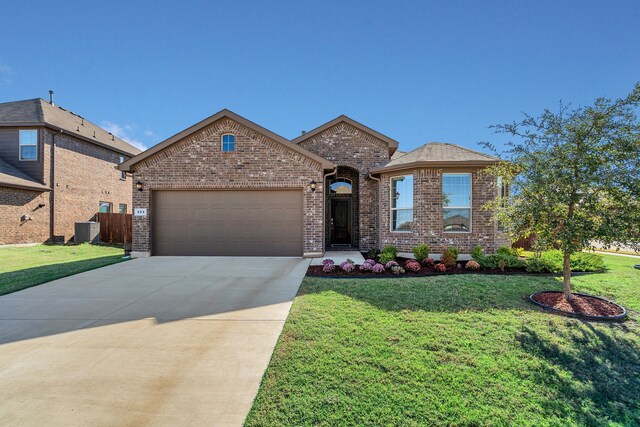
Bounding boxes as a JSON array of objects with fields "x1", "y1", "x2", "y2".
[{"x1": 532, "y1": 291, "x2": 624, "y2": 317}]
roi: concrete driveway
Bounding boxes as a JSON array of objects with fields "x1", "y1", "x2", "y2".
[{"x1": 0, "y1": 256, "x2": 309, "y2": 426}]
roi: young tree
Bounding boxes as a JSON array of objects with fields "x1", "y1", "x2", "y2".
[{"x1": 483, "y1": 83, "x2": 640, "y2": 300}]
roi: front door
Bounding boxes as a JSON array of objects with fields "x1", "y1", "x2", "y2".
[{"x1": 330, "y1": 198, "x2": 351, "y2": 245}]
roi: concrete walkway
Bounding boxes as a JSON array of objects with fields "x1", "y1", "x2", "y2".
[{"x1": 0, "y1": 256, "x2": 309, "y2": 426}]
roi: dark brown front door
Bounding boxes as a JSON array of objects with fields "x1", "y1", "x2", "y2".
[{"x1": 331, "y1": 198, "x2": 351, "y2": 245}]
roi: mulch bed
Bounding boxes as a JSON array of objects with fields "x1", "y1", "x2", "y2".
[{"x1": 531, "y1": 291, "x2": 625, "y2": 319}]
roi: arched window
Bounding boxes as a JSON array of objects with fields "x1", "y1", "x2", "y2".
[
  {"x1": 330, "y1": 177, "x2": 352, "y2": 194},
  {"x1": 221, "y1": 134, "x2": 235, "y2": 152}
]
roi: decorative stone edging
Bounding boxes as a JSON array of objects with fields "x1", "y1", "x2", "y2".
[{"x1": 529, "y1": 291, "x2": 627, "y2": 322}]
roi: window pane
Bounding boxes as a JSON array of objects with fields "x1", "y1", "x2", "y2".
[
  {"x1": 330, "y1": 178, "x2": 352, "y2": 194},
  {"x1": 443, "y1": 208, "x2": 470, "y2": 232},
  {"x1": 118, "y1": 204, "x2": 127, "y2": 214},
  {"x1": 19, "y1": 129, "x2": 37, "y2": 145},
  {"x1": 20, "y1": 145, "x2": 37, "y2": 160},
  {"x1": 392, "y1": 209, "x2": 413, "y2": 231},
  {"x1": 391, "y1": 175, "x2": 413, "y2": 209},
  {"x1": 443, "y1": 174, "x2": 471, "y2": 207},
  {"x1": 99, "y1": 202, "x2": 111, "y2": 213}
]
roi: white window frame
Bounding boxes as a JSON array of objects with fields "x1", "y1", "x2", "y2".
[
  {"x1": 19, "y1": 129, "x2": 38, "y2": 161},
  {"x1": 442, "y1": 172, "x2": 472, "y2": 233},
  {"x1": 221, "y1": 133, "x2": 235, "y2": 152},
  {"x1": 390, "y1": 174, "x2": 414, "y2": 233},
  {"x1": 119, "y1": 156, "x2": 126, "y2": 180}
]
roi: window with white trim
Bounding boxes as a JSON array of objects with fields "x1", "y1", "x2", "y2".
[
  {"x1": 19, "y1": 129, "x2": 38, "y2": 160},
  {"x1": 221, "y1": 134, "x2": 235, "y2": 152},
  {"x1": 443, "y1": 173, "x2": 471, "y2": 232},
  {"x1": 390, "y1": 175, "x2": 413, "y2": 231}
]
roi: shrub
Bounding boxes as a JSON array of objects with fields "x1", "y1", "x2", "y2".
[
  {"x1": 379, "y1": 252, "x2": 396, "y2": 265},
  {"x1": 381, "y1": 245, "x2": 398, "y2": 258},
  {"x1": 512, "y1": 247, "x2": 524, "y2": 257},
  {"x1": 498, "y1": 259, "x2": 507, "y2": 272},
  {"x1": 525, "y1": 257, "x2": 556, "y2": 273},
  {"x1": 371, "y1": 263, "x2": 385, "y2": 273},
  {"x1": 532, "y1": 250, "x2": 605, "y2": 273},
  {"x1": 385, "y1": 260, "x2": 399, "y2": 269},
  {"x1": 322, "y1": 263, "x2": 336, "y2": 273},
  {"x1": 359, "y1": 262, "x2": 373, "y2": 271},
  {"x1": 434, "y1": 263, "x2": 447, "y2": 272},
  {"x1": 448, "y1": 246, "x2": 459, "y2": 258},
  {"x1": 422, "y1": 257, "x2": 435, "y2": 266},
  {"x1": 366, "y1": 247, "x2": 379, "y2": 259},
  {"x1": 441, "y1": 249, "x2": 457, "y2": 268},
  {"x1": 340, "y1": 262, "x2": 355, "y2": 272},
  {"x1": 465, "y1": 260, "x2": 480, "y2": 270},
  {"x1": 478, "y1": 253, "x2": 526, "y2": 270},
  {"x1": 496, "y1": 246, "x2": 513, "y2": 256},
  {"x1": 391, "y1": 266, "x2": 405, "y2": 274},
  {"x1": 364, "y1": 259, "x2": 376, "y2": 266},
  {"x1": 404, "y1": 260, "x2": 421, "y2": 272},
  {"x1": 322, "y1": 259, "x2": 335, "y2": 266},
  {"x1": 412, "y1": 243, "x2": 430, "y2": 261},
  {"x1": 471, "y1": 245, "x2": 484, "y2": 260}
]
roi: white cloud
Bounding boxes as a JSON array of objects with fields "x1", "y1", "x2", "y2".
[
  {"x1": 0, "y1": 64, "x2": 13, "y2": 85},
  {"x1": 101, "y1": 120, "x2": 147, "y2": 151},
  {"x1": 144, "y1": 129, "x2": 156, "y2": 137}
]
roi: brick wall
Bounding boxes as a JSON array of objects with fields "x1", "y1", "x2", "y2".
[
  {"x1": 130, "y1": 118, "x2": 324, "y2": 255},
  {"x1": 298, "y1": 122, "x2": 390, "y2": 250},
  {"x1": 379, "y1": 167, "x2": 501, "y2": 254},
  {"x1": 42, "y1": 129, "x2": 133, "y2": 242},
  {"x1": 0, "y1": 187, "x2": 50, "y2": 244}
]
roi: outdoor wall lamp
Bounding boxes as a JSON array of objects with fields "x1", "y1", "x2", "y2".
[
  {"x1": 309, "y1": 180, "x2": 317, "y2": 192},
  {"x1": 136, "y1": 181, "x2": 144, "y2": 192}
]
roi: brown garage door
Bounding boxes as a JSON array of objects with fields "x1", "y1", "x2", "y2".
[{"x1": 153, "y1": 190, "x2": 303, "y2": 256}]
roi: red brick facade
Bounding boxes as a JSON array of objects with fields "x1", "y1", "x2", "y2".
[
  {"x1": 298, "y1": 122, "x2": 390, "y2": 250},
  {"x1": 0, "y1": 187, "x2": 50, "y2": 244},
  {"x1": 0, "y1": 128, "x2": 134, "y2": 244},
  {"x1": 379, "y1": 168, "x2": 503, "y2": 254},
  {"x1": 130, "y1": 118, "x2": 325, "y2": 256}
]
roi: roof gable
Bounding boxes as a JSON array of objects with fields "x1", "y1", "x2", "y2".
[
  {"x1": 292, "y1": 115, "x2": 399, "y2": 155},
  {"x1": 0, "y1": 98, "x2": 142, "y2": 157},
  {"x1": 119, "y1": 109, "x2": 335, "y2": 172},
  {"x1": 371, "y1": 142, "x2": 499, "y2": 173}
]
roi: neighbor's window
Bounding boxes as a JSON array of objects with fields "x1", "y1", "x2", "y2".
[
  {"x1": 443, "y1": 173, "x2": 471, "y2": 232},
  {"x1": 390, "y1": 175, "x2": 413, "y2": 231},
  {"x1": 99, "y1": 202, "x2": 112, "y2": 213},
  {"x1": 330, "y1": 177, "x2": 352, "y2": 194},
  {"x1": 118, "y1": 203, "x2": 127, "y2": 214},
  {"x1": 19, "y1": 129, "x2": 38, "y2": 160},
  {"x1": 221, "y1": 134, "x2": 235, "y2": 152},
  {"x1": 119, "y1": 156, "x2": 126, "y2": 179}
]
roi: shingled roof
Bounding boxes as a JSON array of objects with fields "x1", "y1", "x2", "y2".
[
  {"x1": 370, "y1": 142, "x2": 499, "y2": 173},
  {"x1": 0, "y1": 98, "x2": 142, "y2": 156},
  {"x1": 0, "y1": 157, "x2": 50, "y2": 191}
]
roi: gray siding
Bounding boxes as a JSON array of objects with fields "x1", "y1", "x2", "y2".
[{"x1": 0, "y1": 127, "x2": 44, "y2": 182}]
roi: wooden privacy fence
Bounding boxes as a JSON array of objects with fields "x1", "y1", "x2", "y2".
[{"x1": 96, "y1": 212, "x2": 132, "y2": 244}]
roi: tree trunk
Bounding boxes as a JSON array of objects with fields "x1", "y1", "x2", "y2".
[{"x1": 563, "y1": 250, "x2": 572, "y2": 301}]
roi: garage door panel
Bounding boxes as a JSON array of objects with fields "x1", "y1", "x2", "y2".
[{"x1": 153, "y1": 190, "x2": 303, "y2": 256}]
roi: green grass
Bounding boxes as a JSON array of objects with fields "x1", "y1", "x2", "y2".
[
  {"x1": 246, "y1": 255, "x2": 640, "y2": 426},
  {"x1": 0, "y1": 243, "x2": 126, "y2": 296}
]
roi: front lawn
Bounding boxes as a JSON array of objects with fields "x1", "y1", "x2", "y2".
[
  {"x1": 0, "y1": 243, "x2": 126, "y2": 296},
  {"x1": 246, "y1": 255, "x2": 640, "y2": 426}
]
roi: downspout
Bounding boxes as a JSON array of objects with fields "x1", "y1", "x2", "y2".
[
  {"x1": 368, "y1": 171, "x2": 381, "y2": 250},
  {"x1": 49, "y1": 130, "x2": 62, "y2": 242},
  {"x1": 322, "y1": 166, "x2": 338, "y2": 252}
]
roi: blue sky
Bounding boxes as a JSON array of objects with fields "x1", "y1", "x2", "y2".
[{"x1": 1, "y1": 0, "x2": 638, "y2": 153}]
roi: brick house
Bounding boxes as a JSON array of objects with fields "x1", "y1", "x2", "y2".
[
  {"x1": 0, "y1": 97, "x2": 142, "y2": 244},
  {"x1": 119, "y1": 109, "x2": 507, "y2": 257}
]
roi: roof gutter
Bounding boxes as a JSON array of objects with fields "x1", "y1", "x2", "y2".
[{"x1": 369, "y1": 160, "x2": 499, "y2": 174}]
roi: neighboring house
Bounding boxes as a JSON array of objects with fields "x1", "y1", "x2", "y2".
[
  {"x1": 119, "y1": 109, "x2": 507, "y2": 257},
  {"x1": 0, "y1": 97, "x2": 142, "y2": 244}
]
